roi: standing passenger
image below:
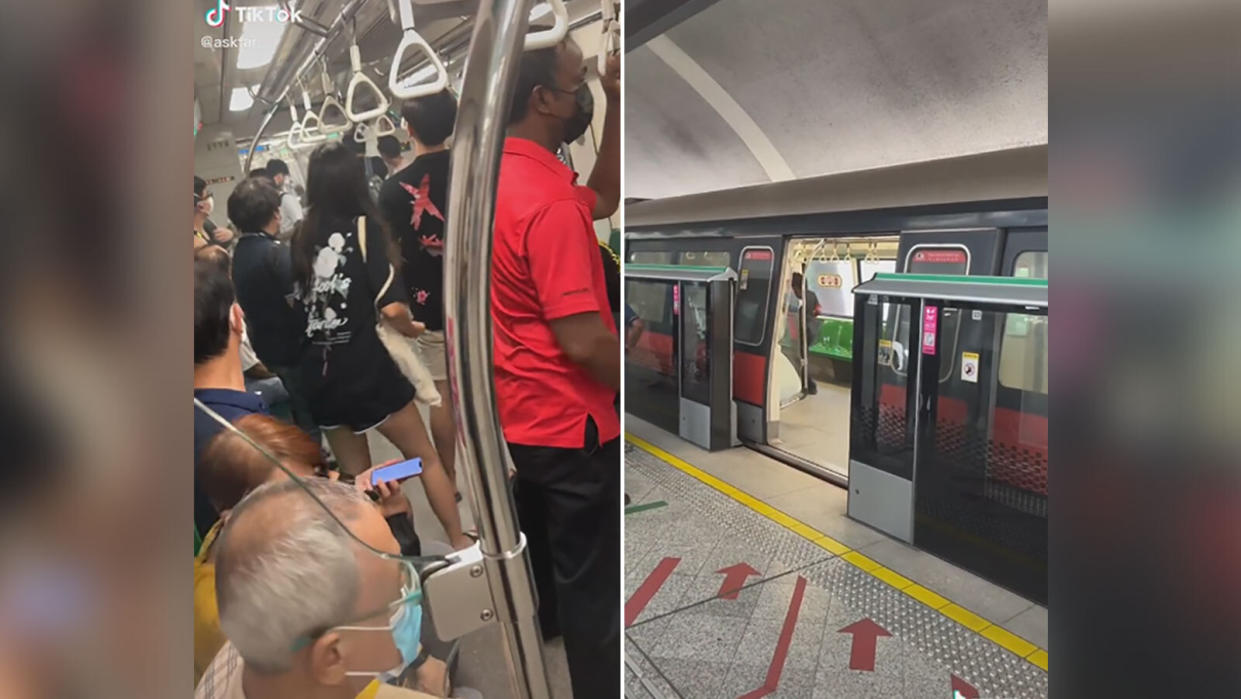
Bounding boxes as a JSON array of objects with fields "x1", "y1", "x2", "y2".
[
  {"x1": 226, "y1": 176, "x2": 322, "y2": 448},
  {"x1": 290, "y1": 142, "x2": 471, "y2": 551},
  {"x1": 264, "y1": 159, "x2": 304, "y2": 240},
  {"x1": 378, "y1": 135, "x2": 410, "y2": 177},
  {"x1": 379, "y1": 90, "x2": 461, "y2": 499},
  {"x1": 492, "y1": 36, "x2": 621, "y2": 698}
]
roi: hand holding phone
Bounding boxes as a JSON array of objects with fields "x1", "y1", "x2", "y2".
[{"x1": 369, "y1": 457, "x2": 423, "y2": 487}]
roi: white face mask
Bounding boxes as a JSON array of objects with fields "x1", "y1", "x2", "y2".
[{"x1": 201, "y1": 195, "x2": 214, "y2": 216}]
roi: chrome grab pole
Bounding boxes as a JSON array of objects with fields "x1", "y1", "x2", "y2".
[{"x1": 442, "y1": 0, "x2": 551, "y2": 697}]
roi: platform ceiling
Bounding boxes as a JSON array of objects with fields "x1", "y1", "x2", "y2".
[{"x1": 625, "y1": 0, "x2": 1047, "y2": 200}]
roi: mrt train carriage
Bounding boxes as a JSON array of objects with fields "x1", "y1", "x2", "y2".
[{"x1": 624, "y1": 145, "x2": 1048, "y2": 490}]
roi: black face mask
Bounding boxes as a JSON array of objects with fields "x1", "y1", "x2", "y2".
[{"x1": 561, "y1": 83, "x2": 594, "y2": 144}]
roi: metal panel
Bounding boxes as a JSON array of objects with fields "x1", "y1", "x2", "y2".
[
  {"x1": 853, "y1": 276, "x2": 1047, "y2": 308},
  {"x1": 679, "y1": 397, "x2": 712, "y2": 449},
  {"x1": 736, "y1": 400, "x2": 764, "y2": 443},
  {"x1": 847, "y1": 460, "x2": 914, "y2": 543}
]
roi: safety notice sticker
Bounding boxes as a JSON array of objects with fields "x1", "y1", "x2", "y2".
[{"x1": 961, "y1": 352, "x2": 979, "y2": 382}]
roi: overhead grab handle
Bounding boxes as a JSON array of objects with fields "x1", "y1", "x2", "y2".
[
  {"x1": 300, "y1": 110, "x2": 326, "y2": 143},
  {"x1": 345, "y1": 18, "x2": 390, "y2": 123},
  {"x1": 319, "y1": 96, "x2": 351, "y2": 131},
  {"x1": 598, "y1": 0, "x2": 619, "y2": 74},
  {"x1": 298, "y1": 81, "x2": 326, "y2": 143},
  {"x1": 286, "y1": 99, "x2": 305, "y2": 150},
  {"x1": 388, "y1": 0, "x2": 448, "y2": 99},
  {"x1": 373, "y1": 112, "x2": 397, "y2": 137},
  {"x1": 524, "y1": 0, "x2": 568, "y2": 51}
]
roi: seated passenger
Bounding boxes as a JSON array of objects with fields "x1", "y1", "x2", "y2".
[
  {"x1": 194, "y1": 413, "x2": 418, "y2": 684},
  {"x1": 198, "y1": 478, "x2": 450, "y2": 699},
  {"x1": 194, "y1": 245, "x2": 269, "y2": 539}
]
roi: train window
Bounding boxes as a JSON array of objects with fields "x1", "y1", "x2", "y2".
[
  {"x1": 736, "y1": 247, "x2": 775, "y2": 345},
  {"x1": 626, "y1": 279, "x2": 674, "y2": 337},
  {"x1": 678, "y1": 250, "x2": 731, "y2": 267},
  {"x1": 1000, "y1": 251, "x2": 1049, "y2": 393},
  {"x1": 629, "y1": 250, "x2": 674, "y2": 264}
]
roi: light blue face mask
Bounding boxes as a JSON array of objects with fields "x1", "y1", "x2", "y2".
[
  {"x1": 292, "y1": 559, "x2": 423, "y2": 682},
  {"x1": 338, "y1": 593, "x2": 423, "y2": 683}
]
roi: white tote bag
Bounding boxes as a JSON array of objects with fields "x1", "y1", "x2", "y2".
[{"x1": 358, "y1": 217, "x2": 443, "y2": 407}]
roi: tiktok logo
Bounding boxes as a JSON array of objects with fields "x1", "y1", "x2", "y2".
[
  {"x1": 205, "y1": 0, "x2": 229, "y2": 27},
  {"x1": 204, "y1": 0, "x2": 303, "y2": 27}
]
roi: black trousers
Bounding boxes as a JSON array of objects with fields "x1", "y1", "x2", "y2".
[{"x1": 509, "y1": 420, "x2": 621, "y2": 699}]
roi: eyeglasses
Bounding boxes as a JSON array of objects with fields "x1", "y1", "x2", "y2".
[{"x1": 290, "y1": 558, "x2": 421, "y2": 650}]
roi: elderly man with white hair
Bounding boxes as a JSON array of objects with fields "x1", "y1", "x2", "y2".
[{"x1": 195, "y1": 478, "x2": 449, "y2": 699}]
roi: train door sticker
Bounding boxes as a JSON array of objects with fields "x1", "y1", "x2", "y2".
[
  {"x1": 922, "y1": 306, "x2": 938, "y2": 355},
  {"x1": 961, "y1": 351, "x2": 979, "y2": 382}
]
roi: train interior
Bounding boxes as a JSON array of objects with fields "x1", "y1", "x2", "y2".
[
  {"x1": 194, "y1": 1, "x2": 618, "y2": 697},
  {"x1": 768, "y1": 237, "x2": 899, "y2": 481}
]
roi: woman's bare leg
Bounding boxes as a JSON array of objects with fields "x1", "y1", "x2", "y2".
[
  {"x1": 429, "y1": 380, "x2": 458, "y2": 491},
  {"x1": 378, "y1": 402, "x2": 470, "y2": 549},
  {"x1": 324, "y1": 427, "x2": 371, "y2": 476}
]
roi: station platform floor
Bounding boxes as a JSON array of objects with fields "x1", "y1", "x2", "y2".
[{"x1": 623, "y1": 416, "x2": 1048, "y2": 699}]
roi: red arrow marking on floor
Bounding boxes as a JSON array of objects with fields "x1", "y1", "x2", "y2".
[
  {"x1": 837, "y1": 618, "x2": 892, "y2": 671},
  {"x1": 624, "y1": 557, "x2": 681, "y2": 628},
  {"x1": 737, "y1": 575, "x2": 808, "y2": 699},
  {"x1": 951, "y1": 674, "x2": 979, "y2": 698},
  {"x1": 715, "y1": 562, "x2": 760, "y2": 600}
]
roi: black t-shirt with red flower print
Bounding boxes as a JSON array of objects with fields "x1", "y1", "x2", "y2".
[{"x1": 379, "y1": 149, "x2": 450, "y2": 331}]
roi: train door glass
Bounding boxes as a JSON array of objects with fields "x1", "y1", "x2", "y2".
[
  {"x1": 678, "y1": 250, "x2": 732, "y2": 268},
  {"x1": 851, "y1": 295, "x2": 918, "y2": 479},
  {"x1": 913, "y1": 301, "x2": 1049, "y2": 604},
  {"x1": 899, "y1": 246, "x2": 970, "y2": 383},
  {"x1": 629, "y1": 250, "x2": 675, "y2": 264},
  {"x1": 624, "y1": 278, "x2": 679, "y2": 435},
  {"x1": 679, "y1": 282, "x2": 711, "y2": 405}
]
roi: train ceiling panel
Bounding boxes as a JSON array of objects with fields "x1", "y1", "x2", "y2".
[{"x1": 625, "y1": 0, "x2": 1047, "y2": 200}]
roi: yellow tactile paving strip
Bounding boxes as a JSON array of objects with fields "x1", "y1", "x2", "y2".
[{"x1": 627, "y1": 433, "x2": 1049, "y2": 672}]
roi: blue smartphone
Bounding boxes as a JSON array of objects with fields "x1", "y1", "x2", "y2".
[{"x1": 370, "y1": 458, "x2": 423, "y2": 487}]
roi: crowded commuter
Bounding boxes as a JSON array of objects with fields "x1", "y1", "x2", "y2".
[
  {"x1": 378, "y1": 135, "x2": 409, "y2": 177},
  {"x1": 291, "y1": 141, "x2": 470, "y2": 551},
  {"x1": 378, "y1": 90, "x2": 459, "y2": 497},
  {"x1": 227, "y1": 176, "x2": 323, "y2": 449},
  {"x1": 194, "y1": 245, "x2": 269, "y2": 538},
  {"x1": 194, "y1": 413, "x2": 419, "y2": 683},
  {"x1": 264, "y1": 159, "x2": 304, "y2": 239},
  {"x1": 195, "y1": 176, "x2": 235, "y2": 248},
  {"x1": 197, "y1": 478, "x2": 451, "y2": 699},
  {"x1": 490, "y1": 36, "x2": 621, "y2": 698}
]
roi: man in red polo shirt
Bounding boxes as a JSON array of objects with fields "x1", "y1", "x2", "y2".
[{"x1": 492, "y1": 34, "x2": 620, "y2": 699}]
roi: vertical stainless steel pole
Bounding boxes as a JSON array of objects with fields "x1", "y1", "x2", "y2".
[{"x1": 442, "y1": 0, "x2": 551, "y2": 697}]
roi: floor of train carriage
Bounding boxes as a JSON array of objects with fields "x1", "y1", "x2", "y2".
[
  {"x1": 623, "y1": 416, "x2": 1048, "y2": 699},
  {"x1": 365, "y1": 412, "x2": 574, "y2": 699},
  {"x1": 770, "y1": 381, "x2": 852, "y2": 480}
]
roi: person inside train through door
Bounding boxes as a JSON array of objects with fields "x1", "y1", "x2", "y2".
[
  {"x1": 791, "y1": 271, "x2": 820, "y2": 395},
  {"x1": 491, "y1": 33, "x2": 621, "y2": 699},
  {"x1": 379, "y1": 90, "x2": 462, "y2": 502}
]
